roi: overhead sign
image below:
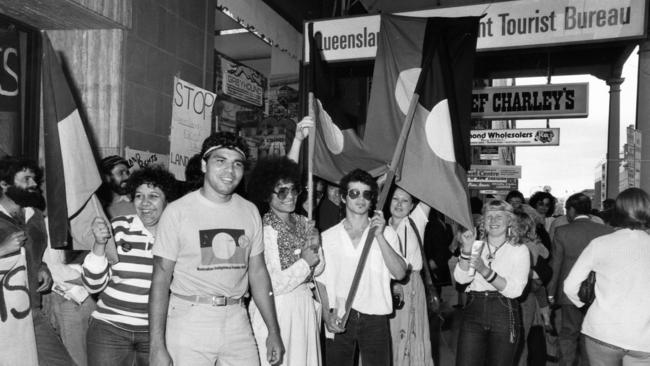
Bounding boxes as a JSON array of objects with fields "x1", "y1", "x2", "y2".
[
  {"x1": 169, "y1": 77, "x2": 215, "y2": 180},
  {"x1": 471, "y1": 128, "x2": 560, "y2": 146},
  {"x1": 305, "y1": 0, "x2": 646, "y2": 62},
  {"x1": 220, "y1": 55, "x2": 265, "y2": 107},
  {"x1": 469, "y1": 165, "x2": 522, "y2": 179},
  {"x1": 468, "y1": 178, "x2": 519, "y2": 191},
  {"x1": 472, "y1": 83, "x2": 588, "y2": 120}
]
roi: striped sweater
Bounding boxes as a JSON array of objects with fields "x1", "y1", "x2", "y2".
[{"x1": 82, "y1": 215, "x2": 154, "y2": 332}]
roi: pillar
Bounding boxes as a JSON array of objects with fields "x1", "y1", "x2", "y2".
[
  {"x1": 637, "y1": 41, "x2": 650, "y2": 192},
  {"x1": 606, "y1": 77, "x2": 624, "y2": 199}
]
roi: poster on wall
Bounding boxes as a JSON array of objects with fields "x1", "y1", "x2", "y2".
[
  {"x1": 0, "y1": 30, "x2": 20, "y2": 157},
  {"x1": 125, "y1": 147, "x2": 169, "y2": 172},
  {"x1": 169, "y1": 77, "x2": 216, "y2": 180}
]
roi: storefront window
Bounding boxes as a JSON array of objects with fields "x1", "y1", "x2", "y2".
[{"x1": 0, "y1": 14, "x2": 40, "y2": 160}]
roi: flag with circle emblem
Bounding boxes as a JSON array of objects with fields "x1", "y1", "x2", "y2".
[
  {"x1": 308, "y1": 25, "x2": 387, "y2": 184},
  {"x1": 369, "y1": 14, "x2": 479, "y2": 230}
]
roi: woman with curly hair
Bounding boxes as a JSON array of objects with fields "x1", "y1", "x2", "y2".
[
  {"x1": 82, "y1": 165, "x2": 178, "y2": 366},
  {"x1": 454, "y1": 200, "x2": 530, "y2": 366},
  {"x1": 247, "y1": 156, "x2": 324, "y2": 366}
]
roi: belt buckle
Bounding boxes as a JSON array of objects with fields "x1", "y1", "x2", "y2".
[{"x1": 211, "y1": 296, "x2": 226, "y2": 306}]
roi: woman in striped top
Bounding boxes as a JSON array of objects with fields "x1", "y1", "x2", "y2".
[{"x1": 82, "y1": 166, "x2": 177, "y2": 366}]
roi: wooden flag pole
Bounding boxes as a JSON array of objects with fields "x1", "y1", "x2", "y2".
[
  {"x1": 307, "y1": 91, "x2": 324, "y2": 306},
  {"x1": 307, "y1": 92, "x2": 315, "y2": 220},
  {"x1": 340, "y1": 91, "x2": 422, "y2": 326}
]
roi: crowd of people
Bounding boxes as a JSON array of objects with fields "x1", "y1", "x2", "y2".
[{"x1": 1, "y1": 116, "x2": 650, "y2": 366}]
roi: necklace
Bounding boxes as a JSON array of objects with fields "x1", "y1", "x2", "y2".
[{"x1": 486, "y1": 240, "x2": 507, "y2": 265}]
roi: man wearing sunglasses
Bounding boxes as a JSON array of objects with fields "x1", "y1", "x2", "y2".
[{"x1": 316, "y1": 169, "x2": 408, "y2": 366}]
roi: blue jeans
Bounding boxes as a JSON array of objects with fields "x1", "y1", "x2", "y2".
[
  {"x1": 43, "y1": 292, "x2": 96, "y2": 366},
  {"x1": 86, "y1": 318, "x2": 149, "y2": 366},
  {"x1": 456, "y1": 291, "x2": 523, "y2": 366},
  {"x1": 325, "y1": 309, "x2": 391, "y2": 366},
  {"x1": 585, "y1": 335, "x2": 650, "y2": 366},
  {"x1": 33, "y1": 308, "x2": 75, "y2": 366}
]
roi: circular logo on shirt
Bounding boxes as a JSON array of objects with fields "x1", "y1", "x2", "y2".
[
  {"x1": 211, "y1": 233, "x2": 237, "y2": 259},
  {"x1": 238, "y1": 235, "x2": 250, "y2": 249}
]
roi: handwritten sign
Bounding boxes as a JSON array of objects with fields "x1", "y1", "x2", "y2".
[
  {"x1": 169, "y1": 77, "x2": 215, "y2": 180},
  {"x1": 0, "y1": 249, "x2": 38, "y2": 366},
  {"x1": 125, "y1": 147, "x2": 168, "y2": 172}
]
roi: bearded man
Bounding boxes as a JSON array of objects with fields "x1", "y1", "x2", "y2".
[
  {"x1": 0, "y1": 155, "x2": 73, "y2": 365},
  {"x1": 98, "y1": 155, "x2": 135, "y2": 218}
]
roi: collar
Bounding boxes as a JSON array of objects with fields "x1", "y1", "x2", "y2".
[
  {"x1": 114, "y1": 195, "x2": 131, "y2": 203},
  {"x1": 574, "y1": 215, "x2": 590, "y2": 221},
  {"x1": 0, "y1": 203, "x2": 35, "y2": 222}
]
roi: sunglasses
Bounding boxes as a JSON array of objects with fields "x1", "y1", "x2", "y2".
[
  {"x1": 273, "y1": 186, "x2": 302, "y2": 200},
  {"x1": 345, "y1": 189, "x2": 374, "y2": 201}
]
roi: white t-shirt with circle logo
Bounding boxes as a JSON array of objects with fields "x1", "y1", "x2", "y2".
[{"x1": 153, "y1": 190, "x2": 264, "y2": 299}]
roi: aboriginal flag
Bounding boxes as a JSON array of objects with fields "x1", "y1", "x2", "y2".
[{"x1": 42, "y1": 33, "x2": 117, "y2": 260}]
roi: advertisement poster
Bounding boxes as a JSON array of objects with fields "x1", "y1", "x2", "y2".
[{"x1": 169, "y1": 77, "x2": 215, "y2": 180}]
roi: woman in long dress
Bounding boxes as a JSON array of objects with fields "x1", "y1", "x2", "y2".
[
  {"x1": 247, "y1": 156, "x2": 324, "y2": 366},
  {"x1": 387, "y1": 186, "x2": 435, "y2": 366}
]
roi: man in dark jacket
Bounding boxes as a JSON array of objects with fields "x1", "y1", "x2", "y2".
[
  {"x1": 0, "y1": 156, "x2": 73, "y2": 365},
  {"x1": 548, "y1": 193, "x2": 613, "y2": 366}
]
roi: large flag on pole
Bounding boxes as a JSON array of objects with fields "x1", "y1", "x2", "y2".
[
  {"x1": 308, "y1": 25, "x2": 386, "y2": 184},
  {"x1": 370, "y1": 15, "x2": 479, "y2": 230},
  {"x1": 42, "y1": 33, "x2": 117, "y2": 261}
]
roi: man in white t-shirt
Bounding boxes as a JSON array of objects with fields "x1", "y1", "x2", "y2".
[
  {"x1": 316, "y1": 169, "x2": 407, "y2": 366},
  {"x1": 149, "y1": 132, "x2": 284, "y2": 366}
]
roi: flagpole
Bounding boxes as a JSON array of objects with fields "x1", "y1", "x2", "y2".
[
  {"x1": 308, "y1": 85, "x2": 323, "y2": 307},
  {"x1": 340, "y1": 90, "x2": 422, "y2": 326}
]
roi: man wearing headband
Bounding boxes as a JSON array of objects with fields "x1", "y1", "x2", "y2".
[
  {"x1": 316, "y1": 168, "x2": 407, "y2": 366},
  {"x1": 149, "y1": 132, "x2": 284, "y2": 366},
  {"x1": 98, "y1": 155, "x2": 135, "y2": 218}
]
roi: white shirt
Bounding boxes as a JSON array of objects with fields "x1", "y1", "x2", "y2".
[
  {"x1": 564, "y1": 229, "x2": 650, "y2": 352},
  {"x1": 389, "y1": 203, "x2": 428, "y2": 271},
  {"x1": 454, "y1": 240, "x2": 530, "y2": 299},
  {"x1": 316, "y1": 220, "x2": 403, "y2": 317}
]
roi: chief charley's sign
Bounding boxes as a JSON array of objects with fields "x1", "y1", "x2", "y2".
[
  {"x1": 305, "y1": 0, "x2": 646, "y2": 62},
  {"x1": 471, "y1": 128, "x2": 560, "y2": 146},
  {"x1": 472, "y1": 83, "x2": 588, "y2": 120}
]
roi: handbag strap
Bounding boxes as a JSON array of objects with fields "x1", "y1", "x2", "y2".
[{"x1": 407, "y1": 218, "x2": 440, "y2": 309}]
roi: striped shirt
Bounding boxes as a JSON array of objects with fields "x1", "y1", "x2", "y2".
[{"x1": 82, "y1": 215, "x2": 154, "y2": 332}]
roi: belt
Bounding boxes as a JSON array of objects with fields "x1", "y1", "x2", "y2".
[
  {"x1": 469, "y1": 290, "x2": 502, "y2": 297},
  {"x1": 173, "y1": 293, "x2": 242, "y2": 307}
]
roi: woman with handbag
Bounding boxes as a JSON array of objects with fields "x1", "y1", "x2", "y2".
[
  {"x1": 387, "y1": 186, "x2": 436, "y2": 366},
  {"x1": 454, "y1": 200, "x2": 530, "y2": 366},
  {"x1": 564, "y1": 188, "x2": 650, "y2": 365}
]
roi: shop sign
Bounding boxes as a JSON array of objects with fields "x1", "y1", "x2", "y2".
[
  {"x1": 221, "y1": 56, "x2": 264, "y2": 107},
  {"x1": 305, "y1": 0, "x2": 646, "y2": 62},
  {"x1": 471, "y1": 128, "x2": 560, "y2": 146},
  {"x1": 472, "y1": 83, "x2": 588, "y2": 120},
  {"x1": 478, "y1": 146, "x2": 499, "y2": 160},
  {"x1": 468, "y1": 165, "x2": 522, "y2": 179},
  {"x1": 169, "y1": 77, "x2": 215, "y2": 180},
  {"x1": 125, "y1": 147, "x2": 168, "y2": 172},
  {"x1": 0, "y1": 30, "x2": 19, "y2": 111},
  {"x1": 468, "y1": 178, "x2": 519, "y2": 190}
]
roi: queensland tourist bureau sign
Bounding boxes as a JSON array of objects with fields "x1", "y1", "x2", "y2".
[
  {"x1": 472, "y1": 83, "x2": 588, "y2": 120},
  {"x1": 305, "y1": 0, "x2": 646, "y2": 62},
  {"x1": 471, "y1": 128, "x2": 560, "y2": 146}
]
